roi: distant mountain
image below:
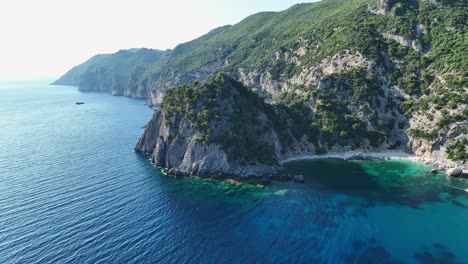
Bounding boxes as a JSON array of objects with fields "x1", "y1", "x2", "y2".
[
  {"x1": 52, "y1": 54, "x2": 111, "y2": 86},
  {"x1": 52, "y1": 48, "x2": 168, "y2": 97}
]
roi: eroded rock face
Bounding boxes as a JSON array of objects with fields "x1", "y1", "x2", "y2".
[
  {"x1": 179, "y1": 141, "x2": 230, "y2": 176},
  {"x1": 369, "y1": 0, "x2": 391, "y2": 15},
  {"x1": 135, "y1": 115, "x2": 162, "y2": 154},
  {"x1": 382, "y1": 33, "x2": 422, "y2": 53},
  {"x1": 408, "y1": 108, "x2": 468, "y2": 170},
  {"x1": 153, "y1": 136, "x2": 166, "y2": 166},
  {"x1": 135, "y1": 111, "x2": 231, "y2": 177},
  {"x1": 135, "y1": 74, "x2": 413, "y2": 178}
]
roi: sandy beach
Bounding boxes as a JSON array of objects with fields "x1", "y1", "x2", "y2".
[{"x1": 279, "y1": 151, "x2": 447, "y2": 169}]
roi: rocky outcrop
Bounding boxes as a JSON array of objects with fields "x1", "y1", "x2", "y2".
[
  {"x1": 136, "y1": 112, "x2": 232, "y2": 176},
  {"x1": 369, "y1": 0, "x2": 391, "y2": 15},
  {"x1": 135, "y1": 113, "x2": 162, "y2": 154},
  {"x1": 293, "y1": 175, "x2": 305, "y2": 183},
  {"x1": 408, "y1": 122, "x2": 468, "y2": 169},
  {"x1": 135, "y1": 111, "x2": 278, "y2": 178},
  {"x1": 382, "y1": 33, "x2": 422, "y2": 53},
  {"x1": 446, "y1": 168, "x2": 463, "y2": 177},
  {"x1": 134, "y1": 75, "x2": 284, "y2": 178}
]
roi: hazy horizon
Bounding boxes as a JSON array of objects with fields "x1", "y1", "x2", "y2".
[{"x1": 0, "y1": 0, "x2": 317, "y2": 81}]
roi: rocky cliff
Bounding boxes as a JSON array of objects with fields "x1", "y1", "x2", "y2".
[{"x1": 135, "y1": 74, "x2": 288, "y2": 177}]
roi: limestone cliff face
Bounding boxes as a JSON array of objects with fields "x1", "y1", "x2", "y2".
[
  {"x1": 408, "y1": 119, "x2": 468, "y2": 169},
  {"x1": 135, "y1": 111, "x2": 231, "y2": 176}
]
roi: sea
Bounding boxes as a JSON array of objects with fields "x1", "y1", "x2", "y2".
[{"x1": 0, "y1": 81, "x2": 467, "y2": 264}]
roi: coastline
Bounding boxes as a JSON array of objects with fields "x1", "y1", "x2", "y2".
[
  {"x1": 279, "y1": 151, "x2": 456, "y2": 171},
  {"x1": 149, "y1": 149, "x2": 468, "y2": 183}
]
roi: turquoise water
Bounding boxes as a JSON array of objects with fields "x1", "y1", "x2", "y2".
[{"x1": 0, "y1": 81, "x2": 467, "y2": 263}]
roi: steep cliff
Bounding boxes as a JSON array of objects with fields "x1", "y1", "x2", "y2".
[{"x1": 135, "y1": 74, "x2": 287, "y2": 177}]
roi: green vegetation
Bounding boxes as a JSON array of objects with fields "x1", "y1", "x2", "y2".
[
  {"x1": 161, "y1": 75, "x2": 222, "y2": 144},
  {"x1": 140, "y1": 0, "x2": 466, "y2": 93},
  {"x1": 312, "y1": 95, "x2": 386, "y2": 148},
  {"x1": 80, "y1": 48, "x2": 167, "y2": 90},
  {"x1": 52, "y1": 54, "x2": 110, "y2": 85},
  {"x1": 408, "y1": 128, "x2": 438, "y2": 141},
  {"x1": 143, "y1": 0, "x2": 389, "y2": 79},
  {"x1": 446, "y1": 138, "x2": 468, "y2": 162}
]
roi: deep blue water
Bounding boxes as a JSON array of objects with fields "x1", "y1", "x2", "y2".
[{"x1": 1, "y1": 81, "x2": 467, "y2": 264}]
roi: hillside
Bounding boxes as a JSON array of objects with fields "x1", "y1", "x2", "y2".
[
  {"x1": 133, "y1": 0, "x2": 467, "y2": 105},
  {"x1": 52, "y1": 54, "x2": 111, "y2": 86},
  {"x1": 53, "y1": 48, "x2": 167, "y2": 98}
]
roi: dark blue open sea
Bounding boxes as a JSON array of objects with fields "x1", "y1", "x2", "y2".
[{"x1": 1, "y1": 81, "x2": 467, "y2": 264}]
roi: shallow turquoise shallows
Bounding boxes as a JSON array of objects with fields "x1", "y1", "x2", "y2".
[{"x1": 1, "y1": 81, "x2": 467, "y2": 264}]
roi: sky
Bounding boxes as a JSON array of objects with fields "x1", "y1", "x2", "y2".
[{"x1": 0, "y1": 0, "x2": 317, "y2": 80}]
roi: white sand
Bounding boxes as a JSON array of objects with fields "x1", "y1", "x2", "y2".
[{"x1": 279, "y1": 151, "x2": 436, "y2": 166}]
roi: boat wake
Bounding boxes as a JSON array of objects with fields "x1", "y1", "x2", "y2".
[{"x1": 445, "y1": 185, "x2": 468, "y2": 192}]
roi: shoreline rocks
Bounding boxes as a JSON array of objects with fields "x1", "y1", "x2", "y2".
[
  {"x1": 447, "y1": 168, "x2": 463, "y2": 177},
  {"x1": 151, "y1": 151, "x2": 468, "y2": 184}
]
